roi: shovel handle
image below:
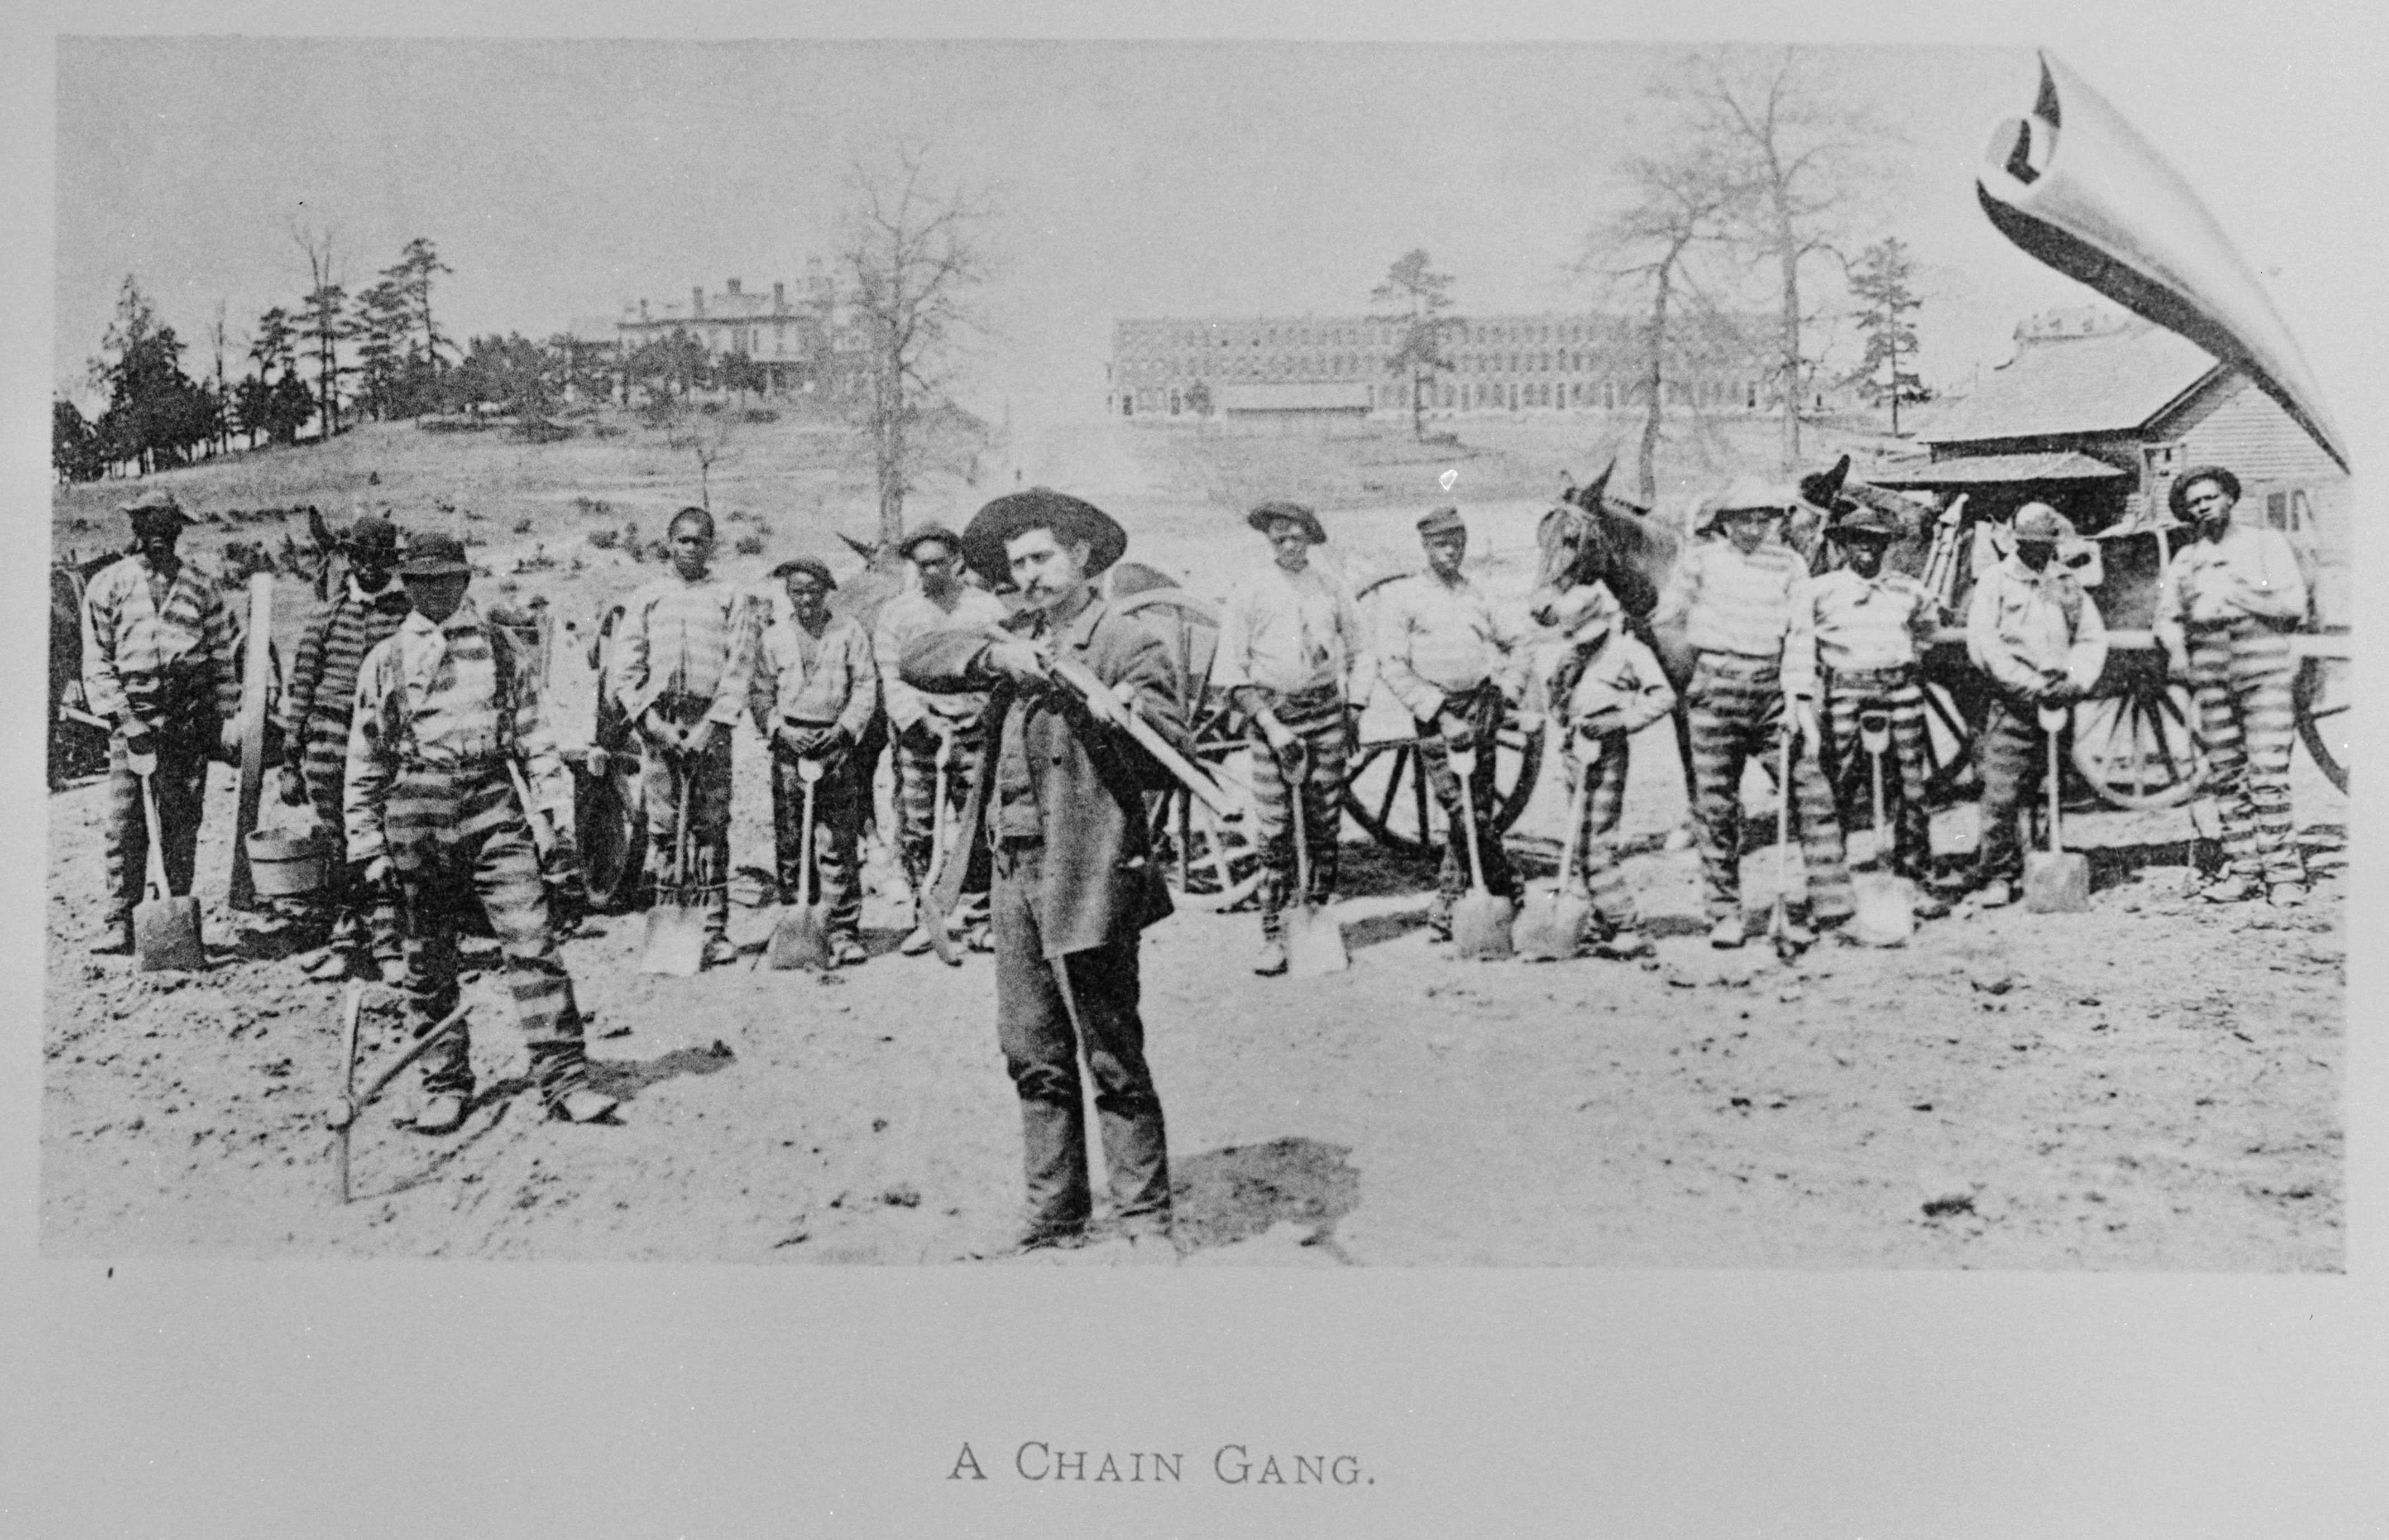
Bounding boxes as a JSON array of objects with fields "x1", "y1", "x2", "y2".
[{"x1": 134, "y1": 765, "x2": 173, "y2": 902}]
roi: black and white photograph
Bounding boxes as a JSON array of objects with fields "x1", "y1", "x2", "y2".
[{"x1": 13, "y1": 9, "x2": 2387, "y2": 1535}]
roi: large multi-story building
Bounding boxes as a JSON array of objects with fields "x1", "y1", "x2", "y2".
[
  {"x1": 1105, "y1": 311, "x2": 1789, "y2": 423},
  {"x1": 566, "y1": 259, "x2": 861, "y2": 397}
]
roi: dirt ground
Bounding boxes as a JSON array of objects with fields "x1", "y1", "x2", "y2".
[{"x1": 42, "y1": 415, "x2": 2348, "y2": 1269}]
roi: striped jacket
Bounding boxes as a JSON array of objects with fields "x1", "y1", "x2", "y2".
[
  {"x1": 344, "y1": 600, "x2": 570, "y2": 863},
  {"x1": 79, "y1": 553, "x2": 242, "y2": 730},
  {"x1": 1651, "y1": 538, "x2": 1808, "y2": 663},
  {"x1": 1783, "y1": 568, "x2": 1941, "y2": 698},
  {"x1": 281, "y1": 578, "x2": 413, "y2": 767},
  {"x1": 611, "y1": 573, "x2": 757, "y2": 725}
]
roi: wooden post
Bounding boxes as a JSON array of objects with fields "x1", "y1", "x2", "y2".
[{"x1": 227, "y1": 573, "x2": 274, "y2": 910}]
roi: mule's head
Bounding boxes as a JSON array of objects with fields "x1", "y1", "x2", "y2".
[{"x1": 1529, "y1": 461, "x2": 1615, "y2": 626}]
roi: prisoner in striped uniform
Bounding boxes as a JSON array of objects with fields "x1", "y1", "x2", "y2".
[
  {"x1": 613, "y1": 506, "x2": 757, "y2": 968},
  {"x1": 1374, "y1": 506, "x2": 1533, "y2": 937},
  {"x1": 1651, "y1": 477, "x2": 1853, "y2": 948},
  {"x1": 875, "y1": 525, "x2": 1009, "y2": 955},
  {"x1": 750, "y1": 557, "x2": 880, "y2": 967},
  {"x1": 1962, "y1": 504, "x2": 2109, "y2": 905},
  {"x1": 81, "y1": 490, "x2": 244, "y2": 954},
  {"x1": 277, "y1": 515, "x2": 412, "y2": 978},
  {"x1": 1215, "y1": 500, "x2": 1374, "y2": 974},
  {"x1": 1546, "y1": 580, "x2": 1675, "y2": 957},
  {"x1": 1785, "y1": 503, "x2": 1948, "y2": 913},
  {"x1": 346, "y1": 534, "x2": 614, "y2": 1134},
  {"x1": 2155, "y1": 466, "x2": 2311, "y2": 903}
]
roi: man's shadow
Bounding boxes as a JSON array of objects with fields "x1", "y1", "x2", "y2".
[{"x1": 1170, "y1": 1136, "x2": 1361, "y2": 1261}]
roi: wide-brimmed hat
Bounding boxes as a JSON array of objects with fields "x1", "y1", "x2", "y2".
[
  {"x1": 1416, "y1": 506, "x2": 1466, "y2": 539},
  {"x1": 396, "y1": 532, "x2": 473, "y2": 578},
  {"x1": 2012, "y1": 503, "x2": 2077, "y2": 544},
  {"x1": 769, "y1": 556, "x2": 837, "y2": 589},
  {"x1": 897, "y1": 524, "x2": 964, "y2": 561},
  {"x1": 2168, "y1": 465, "x2": 2242, "y2": 520},
  {"x1": 347, "y1": 516, "x2": 400, "y2": 556},
  {"x1": 121, "y1": 488, "x2": 190, "y2": 530},
  {"x1": 1248, "y1": 500, "x2": 1327, "y2": 544},
  {"x1": 1694, "y1": 475, "x2": 1804, "y2": 535},
  {"x1": 959, "y1": 489, "x2": 1126, "y2": 589},
  {"x1": 1827, "y1": 503, "x2": 1905, "y2": 541}
]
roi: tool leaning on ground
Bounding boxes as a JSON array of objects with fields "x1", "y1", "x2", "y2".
[
  {"x1": 130, "y1": 748, "x2": 205, "y2": 972},
  {"x1": 1279, "y1": 739, "x2": 1349, "y2": 977},
  {"x1": 1768, "y1": 726, "x2": 1800, "y2": 963},
  {"x1": 638, "y1": 754, "x2": 708, "y2": 976},
  {"x1": 1849, "y1": 708, "x2": 1917, "y2": 947},
  {"x1": 1448, "y1": 741, "x2": 1514, "y2": 961},
  {"x1": 1516, "y1": 737, "x2": 1596, "y2": 962},
  {"x1": 768, "y1": 756, "x2": 832, "y2": 971},
  {"x1": 325, "y1": 986, "x2": 471, "y2": 1204},
  {"x1": 918, "y1": 732, "x2": 966, "y2": 968},
  {"x1": 2023, "y1": 703, "x2": 2092, "y2": 913}
]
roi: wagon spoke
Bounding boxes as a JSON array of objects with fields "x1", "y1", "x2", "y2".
[{"x1": 1376, "y1": 745, "x2": 1409, "y2": 828}]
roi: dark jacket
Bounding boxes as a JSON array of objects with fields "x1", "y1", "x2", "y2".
[{"x1": 902, "y1": 593, "x2": 1189, "y2": 958}]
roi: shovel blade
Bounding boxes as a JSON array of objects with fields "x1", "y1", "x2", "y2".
[
  {"x1": 1514, "y1": 889, "x2": 1591, "y2": 962},
  {"x1": 134, "y1": 896, "x2": 205, "y2": 972},
  {"x1": 1850, "y1": 873, "x2": 1916, "y2": 947},
  {"x1": 638, "y1": 898, "x2": 710, "y2": 976},
  {"x1": 1453, "y1": 893, "x2": 1516, "y2": 961},
  {"x1": 1284, "y1": 903, "x2": 1349, "y2": 976},
  {"x1": 767, "y1": 904, "x2": 830, "y2": 971},
  {"x1": 2022, "y1": 852, "x2": 2091, "y2": 913}
]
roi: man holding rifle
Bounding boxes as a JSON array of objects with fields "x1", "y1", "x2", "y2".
[{"x1": 900, "y1": 489, "x2": 1192, "y2": 1261}]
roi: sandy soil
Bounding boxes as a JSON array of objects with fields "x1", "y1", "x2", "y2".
[{"x1": 43, "y1": 415, "x2": 2347, "y2": 1269}]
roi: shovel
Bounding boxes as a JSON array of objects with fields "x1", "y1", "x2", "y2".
[
  {"x1": 2023, "y1": 704, "x2": 2091, "y2": 913},
  {"x1": 1849, "y1": 709, "x2": 1917, "y2": 947},
  {"x1": 131, "y1": 751, "x2": 205, "y2": 972},
  {"x1": 1280, "y1": 742, "x2": 1349, "y2": 976},
  {"x1": 1516, "y1": 740, "x2": 1596, "y2": 962},
  {"x1": 1448, "y1": 743, "x2": 1514, "y2": 960},
  {"x1": 768, "y1": 757, "x2": 831, "y2": 971},
  {"x1": 638, "y1": 759, "x2": 708, "y2": 976},
  {"x1": 921, "y1": 734, "x2": 965, "y2": 968}
]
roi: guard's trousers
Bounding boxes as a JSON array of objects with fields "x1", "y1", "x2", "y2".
[
  {"x1": 2188, "y1": 619, "x2": 2304, "y2": 887},
  {"x1": 1820, "y1": 665, "x2": 1935, "y2": 882},
  {"x1": 1248, "y1": 684, "x2": 1349, "y2": 937},
  {"x1": 992, "y1": 842, "x2": 1171, "y2": 1241},
  {"x1": 641, "y1": 702, "x2": 734, "y2": 941},
  {"x1": 1563, "y1": 728, "x2": 1637, "y2": 930},
  {"x1": 102, "y1": 731, "x2": 209, "y2": 927},
  {"x1": 895, "y1": 720, "x2": 990, "y2": 927},
  {"x1": 387, "y1": 764, "x2": 585, "y2": 1102},
  {"x1": 1685, "y1": 652, "x2": 1853, "y2": 923}
]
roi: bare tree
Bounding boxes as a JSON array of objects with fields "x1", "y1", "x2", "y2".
[
  {"x1": 1671, "y1": 47, "x2": 1887, "y2": 467},
  {"x1": 293, "y1": 223, "x2": 348, "y2": 440},
  {"x1": 207, "y1": 300, "x2": 231, "y2": 457},
  {"x1": 840, "y1": 147, "x2": 999, "y2": 553},
  {"x1": 1576, "y1": 143, "x2": 1742, "y2": 503},
  {"x1": 664, "y1": 406, "x2": 738, "y2": 510}
]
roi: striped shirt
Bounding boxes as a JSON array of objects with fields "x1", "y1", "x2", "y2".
[
  {"x1": 874, "y1": 586, "x2": 1009, "y2": 731},
  {"x1": 1965, "y1": 555, "x2": 2109, "y2": 699},
  {"x1": 2154, "y1": 523, "x2": 2309, "y2": 650},
  {"x1": 1373, "y1": 571, "x2": 1530, "y2": 720},
  {"x1": 79, "y1": 553, "x2": 242, "y2": 727},
  {"x1": 344, "y1": 600, "x2": 569, "y2": 861},
  {"x1": 749, "y1": 612, "x2": 879, "y2": 741},
  {"x1": 1784, "y1": 568, "x2": 1941, "y2": 698},
  {"x1": 1651, "y1": 538, "x2": 1808, "y2": 661},
  {"x1": 281, "y1": 577, "x2": 413, "y2": 746},
  {"x1": 1214, "y1": 560, "x2": 1375, "y2": 704},
  {"x1": 612, "y1": 572, "x2": 757, "y2": 725}
]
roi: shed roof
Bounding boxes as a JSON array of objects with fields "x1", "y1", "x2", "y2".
[
  {"x1": 1868, "y1": 451, "x2": 2129, "y2": 487},
  {"x1": 1918, "y1": 324, "x2": 2221, "y2": 444}
]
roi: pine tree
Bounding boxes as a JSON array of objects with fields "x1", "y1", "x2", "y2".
[
  {"x1": 1371, "y1": 249, "x2": 1456, "y2": 441},
  {"x1": 1847, "y1": 236, "x2": 1930, "y2": 434}
]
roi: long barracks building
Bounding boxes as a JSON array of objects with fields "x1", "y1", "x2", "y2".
[{"x1": 1106, "y1": 312, "x2": 1792, "y2": 423}]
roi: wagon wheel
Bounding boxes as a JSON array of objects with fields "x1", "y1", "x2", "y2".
[
  {"x1": 1117, "y1": 587, "x2": 1266, "y2": 911},
  {"x1": 572, "y1": 747, "x2": 649, "y2": 913},
  {"x1": 2069, "y1": 673, "x2": 2202, "y2": 809},
  {"x1": 1342, "y1": 715, "x2": 1546, "y2": 858},
  {"x1": 2293, "y1": 650, "x2": 2350, "y2": 793},
  {"x1": 1912, "y1": 642, "x2": 1990, "y2": 802}
]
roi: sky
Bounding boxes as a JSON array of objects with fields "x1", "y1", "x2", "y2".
[{"x1": 45, "y1": 38, "x2": 2253, "y2": 434}]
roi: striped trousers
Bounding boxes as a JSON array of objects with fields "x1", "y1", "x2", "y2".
[
  {"x1": 770, "y1": 743, "x2": 863, "y2": 940},
  {"x1": 641, "y1": 702, "x2": 734, "y2": 940},
  {"x1": 1820, "y1": 666, "x2": 1933, "y2": 881},
  {"x1": 299, "y1": 733, "x2": 401, "y2": 963},
  {"x1": 895, "y1": 721, "x2": 990, "y2": 924},
  {"x1": 386, "y1": 765, "x2": 583, "y2": 1101},
  {"x1": 102, "y1": 731, "x2": 210, "y2": 927},
  {"x1": 1685, "y1": 653, "x2": 1853, "y2": 923},
  {"x1": 1563, "y1": 730, "x2": 1636, "y2": 929},
  {"x1": 2189, "y1": 620, "x2": 2304, "y2": 886},
  {"x1": 1248, "y1": 686, "x2": 1350, "y2": 935},
  {"x1": 1416, "y1": 683, "x2": 1520, "y2": 917}
]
